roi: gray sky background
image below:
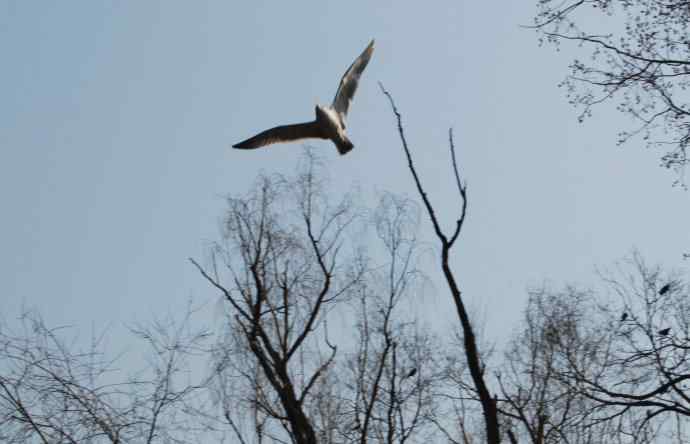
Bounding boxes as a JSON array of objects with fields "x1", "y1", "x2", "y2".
[{"x1": 2, "y1": 1, "x2": 689, "y2": 352}]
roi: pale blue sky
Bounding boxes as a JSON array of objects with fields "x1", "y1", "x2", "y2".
[{"x1": 2, "y1": 1, "x2": 689, "y2": 348}]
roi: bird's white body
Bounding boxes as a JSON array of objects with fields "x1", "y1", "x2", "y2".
[{"x1": 315, "y1": 105, "x2": 352, "y2": 154}]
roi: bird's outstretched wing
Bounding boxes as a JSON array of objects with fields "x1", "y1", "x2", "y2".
[
  {"x1": 233, "y1": 121, "x2": 326, "y2": 149},
  {"x1": 332, "y1": 40, "x2": 375, "y2": 120}
]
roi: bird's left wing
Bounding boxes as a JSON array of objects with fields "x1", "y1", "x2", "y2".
[
  {"x1": 332, "y1": 40, "x2": 375, "y2": 120},
  {"x1": 233, "y1": 120, "x2": 326, "y2": 149}
]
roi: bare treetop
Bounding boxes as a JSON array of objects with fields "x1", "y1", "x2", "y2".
[{"x1": 533, "y1": 0, "x2": 690, "y2": 183}]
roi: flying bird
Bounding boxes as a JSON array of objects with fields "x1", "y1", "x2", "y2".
[
  {"x1": 233, "y1": 40, "x2": 375, "y2": 155},
  {"x1": 658, "y1": 283, "x2": 671, "y2": 295}
]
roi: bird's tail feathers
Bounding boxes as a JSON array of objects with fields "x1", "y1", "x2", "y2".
[{"x1": 336, "y1": 137, "x2": 354, "y2": 155}]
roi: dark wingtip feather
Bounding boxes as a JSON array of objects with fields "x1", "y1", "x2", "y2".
[
  {"x1": 232, "y1": 139, "x2": 257, "y2": 149},
  {"x1": 364, "y1": 39, "x2": 375, "y2": 57}
]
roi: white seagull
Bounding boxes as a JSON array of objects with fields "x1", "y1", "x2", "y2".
[{"x1": 233, "y1": 40, "x2": 375, "y2": 155}]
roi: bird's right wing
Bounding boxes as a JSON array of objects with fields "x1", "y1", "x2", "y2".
[
  {"x1": 332, "y1": 40, "x2": 375, "y2": 120},
  {"x1": 232, "y1": 121, "x2": 326, "y2": 149}
]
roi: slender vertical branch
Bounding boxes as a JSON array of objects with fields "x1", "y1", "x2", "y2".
[{"x1": 380, "y1": 83, "x2": 500, "y2": 443}]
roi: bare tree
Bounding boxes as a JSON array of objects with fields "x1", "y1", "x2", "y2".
[
  {"x1": 199, "y1": 155, "x2": 460, "y2": 443},
  {"x1": 380, "y1": 85, "x2": 500, "y2": 444},
  {"x1": 497, "y1": 287, "x2": 650, "y2": 444},
  {"x1": 564, "y1": 254, "x2": 689, "y2": 440},
  {"x1": 192, "y1": 152, "x2": 365, "y2": 444},
  {"x1": 0, "y1": 307, "x2": 211, "y2": 443},
  {"x1": 495, "y1": 253, "x2": 689, "y2": 443},
  {"x1": 342, "y1": 193, "x2": 442, "y2": 444},
  {"x1": 532, "y1": 0, "x2": 690, "y2": 181}
]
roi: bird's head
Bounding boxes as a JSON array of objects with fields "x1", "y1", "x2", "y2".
[{"x1": 314, "y1": 104, "x2": 328, "y2": 121}]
